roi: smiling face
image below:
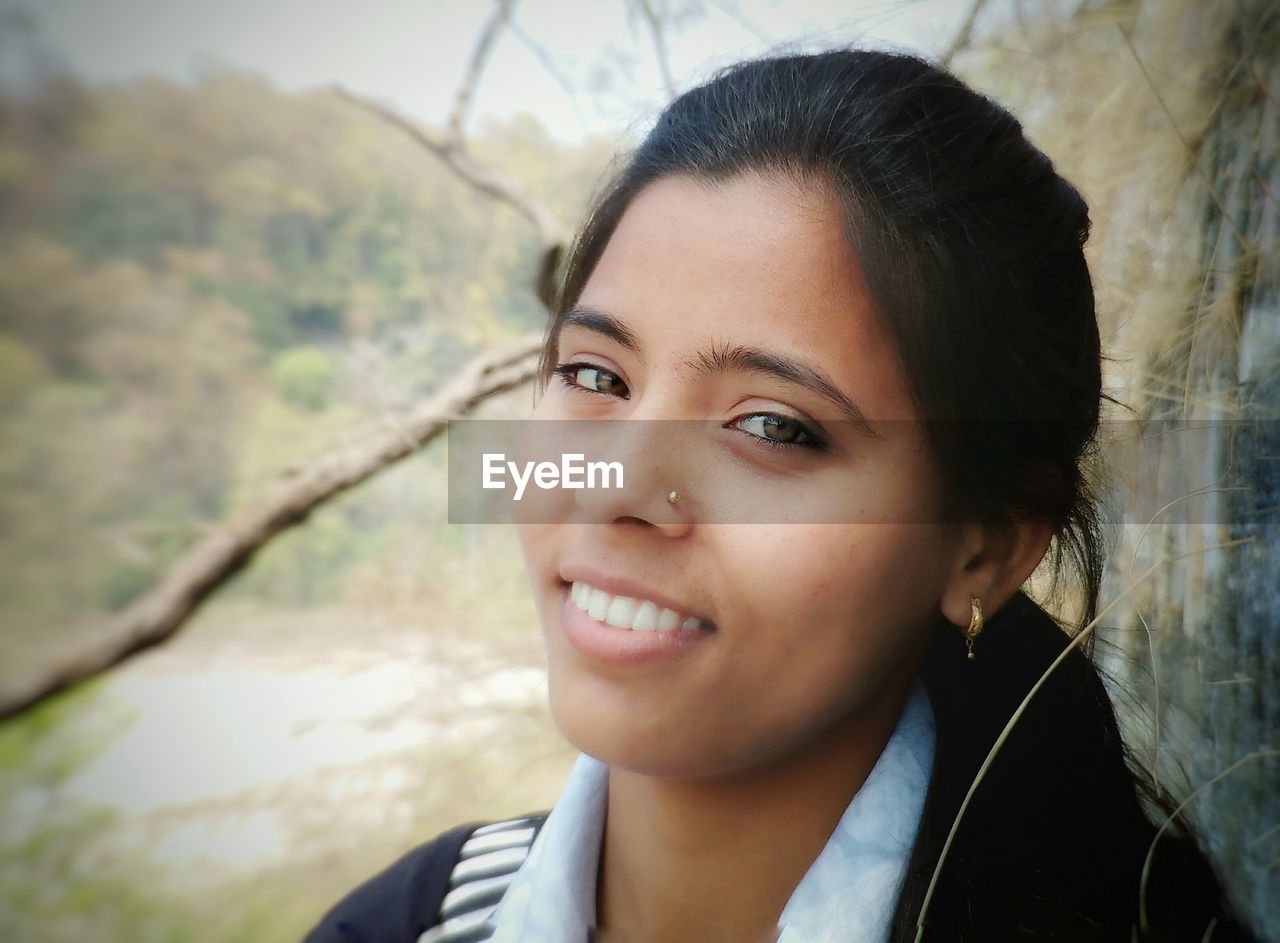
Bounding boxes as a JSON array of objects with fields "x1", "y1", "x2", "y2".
[{"x1": 516, "y1": 171, "x2": 962, "y2": 779}]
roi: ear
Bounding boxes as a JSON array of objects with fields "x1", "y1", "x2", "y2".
[{"x1": 939, "y1": 513, "x2": 1055, "y2": 630}]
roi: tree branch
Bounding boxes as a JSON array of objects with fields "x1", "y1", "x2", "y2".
[
  {"x1": 636, "y1": 0, "x2": 677, "y2": 99},
  {"x1": 333, "y1": 86, "x2": 566, "y2": 310},
  {"x1": 335, "y1": 0, "x2": 572, "y2": 313},
  {"x1": 940, "y1": 0, "x2": 991, "y2": 68},
  {"x1": 508, "y1": 17, "x2": 590, "y2": 134},
  {"x1": 446, "y1": 0, "x2": 516, "y2": 144},
  {"x1": 0, "y1": 335, "x2": 544, "y2": 720}
]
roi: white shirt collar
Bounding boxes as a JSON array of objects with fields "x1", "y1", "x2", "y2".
[{"x1": 484, "y1": 677, "x2": 935, "y2": 943}]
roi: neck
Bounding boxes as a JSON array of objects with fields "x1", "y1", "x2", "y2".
[{"x1": 594, "y1": 677, "x2": 914, "y2": 943}]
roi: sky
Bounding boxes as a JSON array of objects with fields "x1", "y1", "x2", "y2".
[{"x1": 8, "y1": 0, "x2": 994, "y2": 143}]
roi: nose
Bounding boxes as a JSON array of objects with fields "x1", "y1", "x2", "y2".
[{"x1": 568, "y1": 416, "x2": 698, "y2": 535}]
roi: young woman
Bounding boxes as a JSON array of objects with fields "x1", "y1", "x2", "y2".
[{"x1": 306, "y1": 50, "x2": 1260, "y2": 943}]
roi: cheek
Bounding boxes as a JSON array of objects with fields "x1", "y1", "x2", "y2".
[
  {"x1": 725, "y1": 522, "x2": 945, "y2": 701},
  {"x1": 513, "y1": 520, "x2": 563, "y2": 624},
  {"x1": 735, "y1": 521, "x2": 943, "y2": 616},
  {"x1": 513, "y1": 520, "x2": 548, "y2": 570}
]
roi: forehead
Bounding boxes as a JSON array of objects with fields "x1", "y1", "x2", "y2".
[{"x1": 578, "y1": 171, "x2": 917, "y2": 420}]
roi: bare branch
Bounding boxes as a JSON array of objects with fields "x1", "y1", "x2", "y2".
[
  {"x1": 508, "y1": 17, "x2": 590, "y2": 134},
  {"x1": 342, "y1": 0, "x2": 570, "y2": 314},
  {"x1": 333, "y1": 86, "x2": 566, "y2": 310},
  {"x1": 1116, "y1": 23, "x2": 1249, "y2": 250},
  {"x1": 940, "y1": 0, "x2": 991, "y2": 68},
  {"x1": 636, "y1": 0, "x2": 677, "y2": 99},
  {"x1": 447, "y1": 0, "x2": 516, "y2": 144},
  {"x1": 0, "y1": 335, "x2": 544, "y2": 720}
]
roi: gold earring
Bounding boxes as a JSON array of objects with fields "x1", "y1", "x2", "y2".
[
  {"x1": 965, "y1": 595, "x2": 984, "y2": 661},
  {"x1": 667, "y1": 490, "x2": 680, "y2": 505}
]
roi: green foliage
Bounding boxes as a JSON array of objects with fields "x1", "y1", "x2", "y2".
[
  {"x1": 0, "y1": 334, "x2": 47, "y2": 405},
  {"x1": 0, "y1": 63, "x2": 610, "y2": 636},
  {"x1": 270, "y1": 346, "x2": 339, "y2": 411},
  {"x1": 231, "y1": 503, "x2": 364, "y2": 607},
  {"x1": 96, "y1": 558, "x2": 161, "y2": 612},
  {"x1": 0, "y1": 678, "x2": 129, "y2": 789}
]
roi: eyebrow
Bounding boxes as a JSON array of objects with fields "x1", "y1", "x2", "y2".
[
  {"x1": 557, "y1": 304, "x2": 642, "y2": 354},
  {"x1": 557, "y1": 304, "x2": 880, "y2": 437}
]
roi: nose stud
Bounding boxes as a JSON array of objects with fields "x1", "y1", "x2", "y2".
[{"x1": 667, "y1": 490, "x2": 680, "y2": 505}]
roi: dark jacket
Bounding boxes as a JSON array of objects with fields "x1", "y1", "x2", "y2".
[{"x1": 306, "y1": 590, "x2": 1263, "y2": 942}]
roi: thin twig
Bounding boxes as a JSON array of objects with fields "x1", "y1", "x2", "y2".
[
  {"x1": 940, "y1": 0, "x2": 991, "y2": 68},
  {"x1": 508, "y1": 17, "x2": 590, "y2": 133},
  {"x1": 1137, "y1": 749, "x2": 1280, "y2": 934},
  {"x1": 636, "y1": 0, "x2": 677, "y2": 98},
  {"x1": 333, "y1": 87, "x2": 566, "y2": 292},
  {"x1": 1248, "y1": 823, "x2": 1280, "y2": 848},
  {"x1": 705, "y1": 0, "x2": 772, "y2": 44},
  {"x1": 447, "y1": 0, "x2": 516, "y2": 144},
  {"x1": 1126, "y1": 485, "x2": 1249, "y2": 572},
  {"x1": 1116, "y1": 23, "x2": 1250, "y2": 250},
  {"x1": 1132, "y1": 604, "x2": 1162, "y2": 775}
]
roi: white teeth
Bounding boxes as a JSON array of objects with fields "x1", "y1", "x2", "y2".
[
  {"x1": 633, "y1": 600, "x2": 659, "y2": 632},
  {"x1": 604, "y1": 596, "x2": 638, "y2": 628},
  {"x1": 569, "y1": 581, "x2": 706, "y2": 633},
  {"x1": 587, "y1": 588, "x2": 609, "y2": 621}
]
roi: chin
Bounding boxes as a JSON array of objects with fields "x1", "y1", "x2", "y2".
[
  {"x1": 546, "y1": 671, "x2": 775, "y2": 780},
  {"x1": 546, "y1": 674, "x2": 706, "y2": 777}
]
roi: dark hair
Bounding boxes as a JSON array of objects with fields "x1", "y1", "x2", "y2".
[
  {"x1": 543, "y1": 48, "x2": 1112, "y2": 631},
  {"x1": 538, "y1": 49, "x2": 1257, "y2": 940}
]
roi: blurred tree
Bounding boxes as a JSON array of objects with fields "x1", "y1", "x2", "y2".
[{"x1": 0, "y1": 0, "x2": 584, "y2": 718}]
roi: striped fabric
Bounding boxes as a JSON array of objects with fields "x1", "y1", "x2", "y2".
[{"x1": 417, "y1": 814, "x2": 547, "y2": 943}]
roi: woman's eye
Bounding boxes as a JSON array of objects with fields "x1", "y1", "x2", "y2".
[
  {"x1": 731, "y1": 413, "x2": 829, "y2": 452},
  {"x1": 551, "y1": 362, "x2": 630, "y2": 399}
]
